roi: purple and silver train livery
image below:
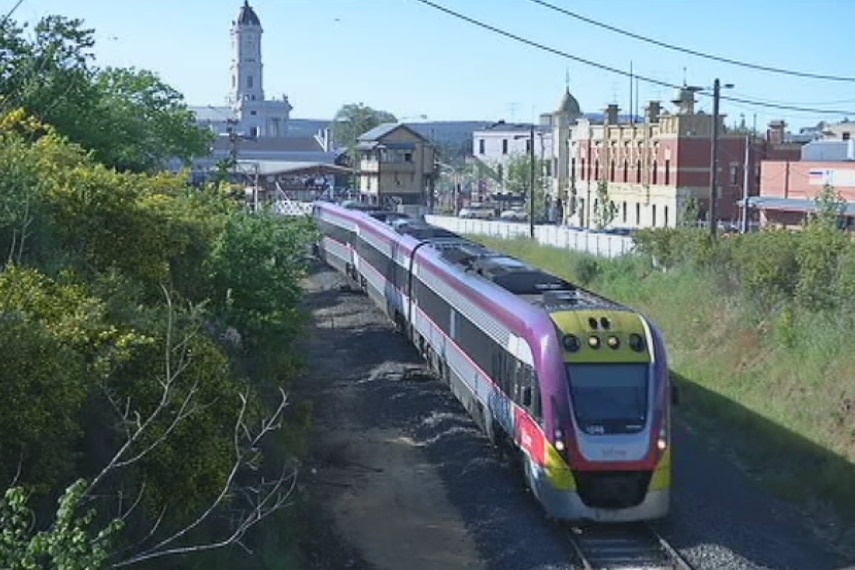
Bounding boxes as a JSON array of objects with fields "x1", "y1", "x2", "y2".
[{"x1": 312, "y1": 200, "x2": 675, "y2": 523}]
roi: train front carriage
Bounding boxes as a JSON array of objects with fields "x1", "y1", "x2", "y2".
[{"x1": 524, "y1": 298, "x2": 672, "y2": 522}]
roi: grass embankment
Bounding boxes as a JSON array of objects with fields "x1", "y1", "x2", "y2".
[{"x1": 471, "y1": 234, "x2": 855, "y2": 544}]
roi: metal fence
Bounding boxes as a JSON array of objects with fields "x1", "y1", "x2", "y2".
[{"x1": 424, "y1": 216, "x2": 635, "y2": 258}]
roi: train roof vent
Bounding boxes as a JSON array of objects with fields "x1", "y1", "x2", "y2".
[
  {"x1": 490, "y1": 271, "x2": 576, "y2": 295},
  {"x1": 398, "y1": 223, "x2": 461, "y2": 240}
]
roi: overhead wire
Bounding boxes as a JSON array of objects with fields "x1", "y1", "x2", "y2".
[
  {"x1": 410, "y1": 0, "x2": 855, "y2": 116},
  {"x1": 524, "y1": 0, "x2": 855, "y2": 83}
]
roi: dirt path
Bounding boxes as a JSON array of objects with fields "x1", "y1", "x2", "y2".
[{"x1": 299, "y1": 266, "x2": 485, "y2": 570}]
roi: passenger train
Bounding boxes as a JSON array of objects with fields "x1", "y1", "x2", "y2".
[{"x1": 312, "y1": 200, "x2": 675, "y2": 522}]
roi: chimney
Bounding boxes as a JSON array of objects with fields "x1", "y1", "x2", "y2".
[
  {"x1": 604, "y1": 104, "x2": 619, "y2": 125},
  {"x1": 645, "y1": 101, "x2": 661, "y2": 124},
  {"x1": 767, "y1": 120, "x2": 786, "y2": 145}
]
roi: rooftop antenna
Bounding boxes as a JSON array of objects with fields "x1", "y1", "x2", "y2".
[
  {"x1": 565, "y1": 67, "x2": 570, "y2": 91},
  {"x1": 682, "y1": 66, "x2": 687, "y2": 86}
]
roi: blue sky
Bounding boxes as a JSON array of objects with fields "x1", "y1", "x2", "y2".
[{"x1": 12, "y1": 0, "x2": 855, "y2": 130}]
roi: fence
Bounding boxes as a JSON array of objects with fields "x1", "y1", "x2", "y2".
[{"x1": 424, "y1": 216, "x2": 635, "y2": 258}]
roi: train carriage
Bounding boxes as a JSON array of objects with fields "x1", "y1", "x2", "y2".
[{"x1": 312, "y1": 201, "x2": 674, "y2": 523}]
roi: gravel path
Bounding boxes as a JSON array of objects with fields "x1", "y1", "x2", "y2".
[{"x1": 298, "y1": 263, "x2": 854, "y2": 570}]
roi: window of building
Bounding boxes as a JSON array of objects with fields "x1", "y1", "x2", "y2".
[
  {"x1": 580, "y1": 158, "x2": 585, "y2": 180},
  {"x1": 525, "y1": 139, "x2": 531, "y2": 153},
  {"x1": 665, "y1": 159, "x2": 670, "y2": 185},
  {"x1": 594, "y1": 160, "x2": 599, "y2": 180},
  {"x1": 652, "y1": 161, "x2": 658, "y2": 185},
  {"x1": 622, "y1": 202, "x2": 627, "y2": 223},
  {"x1": 623, "y1": 160, "x2": 628, "y2": 182},
  {"x1": 249, "y1": 126, "x2": 258, "y2": 138},
  {"x1": 844, "y1": 132, "x2": 851, "y2": 141},
  {"x1": 730, "y1": 164, "x2": 739, "y2": 185},
  {"x1": 652, "y1": 204, "x2": 657, "y2": 227},
  {"x1": 479, "y1": 139, "x2": 485, "y2": 154},
  {"x1": 571, "y1": 158, "x2": 576, "y2": 179},
  {"x1": 502, "y1": 139, "x2": 508, "y2": 154},
  {"x1": 545, "y1": 161, "x2": 552, "y2": 177},
  {"x1": 636, "y1": 203, "x2": 640, "y2": 224},
  {"x1": 404, "y1": 152, "x2": 413, "y2": 162},
  {"x1": 248, "y1": 75, "x2": 253, "y2": 88},
  {"x1": 664, "y1": 205, "x2": 669, "y2": 227},
  {"x1": 636, "y1": 160, "x2": 642, "y2": 183},
  {"x1": 610, "y1": 160, "x2": 615, "y2": 182},
  {"x1": 232, "y1": 75, "x2": 236, "y2": 88},
  {"x1": 250, "y1": 110, "x2": 257, "y2": 115}
]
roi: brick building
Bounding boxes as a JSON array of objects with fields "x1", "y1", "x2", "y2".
[
  {"x1": 754, "y1": 157, "x2": 855, "y2": 230},
  {"x1": 566, "y1": 87, "x2": 800, "y2": 229}
]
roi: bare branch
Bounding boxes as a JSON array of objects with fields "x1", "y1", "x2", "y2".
[{"x1": 110, "y1": 389, "x2": 296, "y2": 568}]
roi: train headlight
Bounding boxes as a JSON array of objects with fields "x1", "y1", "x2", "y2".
[
  {"x1": 656, "y1": 426, "x2": 667, "y2": 451},
  {"x1": 554, "y1": 429, "x2": 565, "y2": 451},
  {"x1": 607, "y1": 335, "x2": 620, "y2": 349},
  {"x1": 588, "y1": 335, "x2": 601, "y2": 349},
  {"x1": 629, "y1": 333, "x2": 645, "y2": 352},
  {"x1": 562, "y1": 334, "x2": 581, "y2": 352}
]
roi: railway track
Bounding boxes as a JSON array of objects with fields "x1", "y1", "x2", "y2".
[{"x1": 568, "y1": 523, "x2": 692, "y2": 570}]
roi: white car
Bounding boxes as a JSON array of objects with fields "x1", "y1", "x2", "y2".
[
  {"x1": 500, "y1": 207, "x2": 527, "y2": 221},
  {"x1": 458, "y1": 205, "x2": 495, "y2": 220}
]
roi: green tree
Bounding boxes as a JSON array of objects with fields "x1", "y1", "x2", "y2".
[
  {"x1": 505, "y1": 153, "x2": 549, "y2": 219},
  {"x1": 680, "y1": 196, "x2": 701, "y2": 227},
  {"x1": 91, "y1": 67, "x2": 213, "y2": 172},
  {"x1": 592, "y1": 180, "x2": 617, "y2": 230},
  {"x1": 331, "y1": 102, "x2": 397, "y2": 150},
  {"x1": 795, "y1": 184, "x2": 849, "y2": 310},
  {"x1": 0, "y1": 16, "x2": 212, "y2": 173}
]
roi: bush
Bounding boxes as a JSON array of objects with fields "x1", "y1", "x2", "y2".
[
  {"x1": 572, "y1": 256, "x2": 601, "y2": 286},
  {"x1": 729, "y1": 229, "x2": 798, "y2": 306}
]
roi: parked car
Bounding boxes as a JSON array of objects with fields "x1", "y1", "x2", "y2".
[
  {"x1": 458, "y1": 204, "x2": 495, "y2": 220},
  {"x1": 500, "y1": 207, "x2": 528, "y2": 222}
]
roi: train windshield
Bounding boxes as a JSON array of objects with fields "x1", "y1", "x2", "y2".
[{"x1": 566, "y1": 363, "x2": 649, "y2": 435}]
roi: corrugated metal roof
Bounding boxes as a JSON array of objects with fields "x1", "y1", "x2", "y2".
[
  {"x1": 745, "y1": 196, "x2": 855, "y2": 216},
  {"x1": 357, "y1": 122, "x2": 428, "y2": 143},
  {"x1": 236, "y1": 160, "x2": 352, "y2": 176}
]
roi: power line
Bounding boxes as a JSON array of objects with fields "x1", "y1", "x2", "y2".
[
  {"x1": 410, "y1": 0, "x2": 855, "y2": 116},
  {"x1": 1, "y1": 0, "x2": 25, "y2": 29},
  {"x1": 524, "y1": 0, "x2": 855, "y2": 83}
]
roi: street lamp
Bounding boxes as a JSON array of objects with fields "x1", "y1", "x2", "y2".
[{"x1": 687, "y1": 79, "x2": 734, "y2": 237}]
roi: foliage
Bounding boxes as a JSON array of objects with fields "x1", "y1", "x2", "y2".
[
  {"x1": 0, "y1": 105, "x2": 312, "y2": 567},
  {"x1": 729, "y1": 229, "x2": 799, "y2": 305},
  {"x1": 92, "y1": 67, "x2": 214, "y2": 172},
  {"x1": 592, "y1": 180, "x2": 617, "y2": 230},
  {"x1": 330, "y1": 103, "x2": 397, "y2": 150},
  {"x1": 206, "y1": 209, "x2": 317, "y2": 358},
  {"x1": 505, "y1": 153, "x2": 549, "y2": 220},
  {"x1": 680, "y1": 196, "x2": 701, "y2": 227},
  {"x1": 0, "y1": 16, "x2": 212, "y2": 173},
  {"x1": 0, "y1": 481, "x2": 122, "y2": 570}
]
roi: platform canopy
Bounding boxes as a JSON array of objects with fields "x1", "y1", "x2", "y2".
[{"x1": 235, "y1": 160, "x2": 353, "y2": 177}]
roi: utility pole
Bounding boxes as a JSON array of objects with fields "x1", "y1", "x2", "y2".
[
  {"x1": 529, "y1": 124, "x2": 535, "y2": 238},
  {"x1": 709, "y1": 78, "x2": 721, "y2": 238},
  {"x1": 741, "y1": 134, "x2": 750, "y2": 233}
]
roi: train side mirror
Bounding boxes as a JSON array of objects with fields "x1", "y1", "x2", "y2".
[{"x1": 671, "y1": 385, "x2": 679, "y2": 406}]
